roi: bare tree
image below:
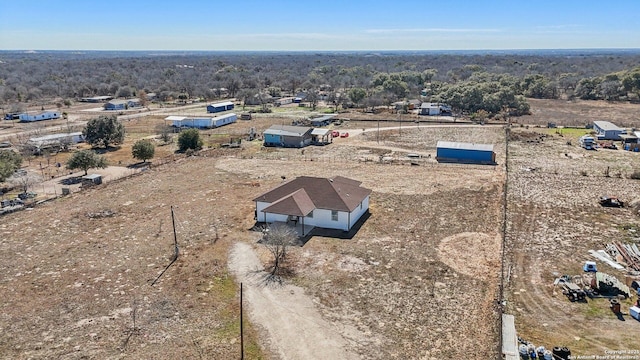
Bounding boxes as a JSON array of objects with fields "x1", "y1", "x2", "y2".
[
  {"x1": 9, "y1": 170, "x2": 41, "y2": 194},
  {"x1": 261, "y1": 223, "x2": 298, "y2": 280}
]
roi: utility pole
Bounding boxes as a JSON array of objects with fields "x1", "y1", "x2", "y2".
[{"x1": 240, "y1": 282, "x2": 244, "y2": 360}]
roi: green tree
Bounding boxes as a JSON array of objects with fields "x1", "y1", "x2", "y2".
[
  {"x1": 348, "y1": 87, "x2": 366, "y2": 109},
  {"x1": 83, "y1": 115, "x2": 126, "y2": 149},
  {"x1": 66, "y1": 150, "x2": 107, "y2": 175},
  {"x1": 132, "y1": 139, "x2": 155, "y2": 163},
  {"x1": 0, "y1": 150, "x2": 22, "y2": 182},
  {"x1": 177, "y1": 128, "x2": 203, "y2": 152}
]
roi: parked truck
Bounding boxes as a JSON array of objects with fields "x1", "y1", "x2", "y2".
[{"x1": 579, "y1": 135, "x2": 596, "y2": 150}]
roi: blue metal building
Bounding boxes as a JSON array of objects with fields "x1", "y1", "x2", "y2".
[
  {"x1": 436, "y1": 141, "x2": 495, "y2": 164},
  {"x1": 207, "y1": 101, "x2": 234, "y2": 113},
  {"x1": 263, "y1": 125, "x2": 313, "y2": 148}
]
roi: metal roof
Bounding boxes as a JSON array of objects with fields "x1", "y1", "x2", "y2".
[
  {"x1": 421, "y1": 103, "x2": 438, "y2": 108},
  {"x1": 82, "y1": 174, "x2": 102, "y2": 180},
  {"x1": 212, "y1": 112, "x2": 237, "y2": 120},
  {"x1": 210, "y1": 101, "x2": 234, "y2": 107},
  {"x1": 310, "y1": 114, "x2": 335, "y2": 122},
  {"x1": 108, "y1": 98, "x2": 139, "y2": 105},
  {"x1": 311, "y1": 128, "x2": 330, "y2": 136},
  {"x1": 165, "y1": 116, "x2": 186, "y2": 121},
  {"x1": 436, "y1": 141, "x2": 494, "y2": 152},
  {"x1": 29, "y1": 132, "x2": 82, "y2": 142},
  {"x1": 264, "y1": 125, "x2": 312, "y2": 137},
  {"x1": 593, "y1": 121, "x2": 623, "y2": 131}
]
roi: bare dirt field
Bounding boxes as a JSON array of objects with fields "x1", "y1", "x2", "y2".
[
  {"x1": 504, "y1": 127, "x2": 640, "y2": 354},
  {"x1": 0, "y1": 116, "x2": 506, "y2": 359},
  {"x1": 520, "y1": 98, "x2": 640, "y2": 128},
  {"x1": 3, "y1": 99, "x2": 639, "y2": 359}
]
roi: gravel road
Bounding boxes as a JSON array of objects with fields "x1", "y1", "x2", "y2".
[{"x1": 228, "y1": 242, "x2": 359, "y2": 360}]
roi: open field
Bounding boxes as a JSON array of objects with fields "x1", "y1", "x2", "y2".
[
  {"x1": 520, "y1": 98, "x2": 640, "y2": 128},
  {"x1": 504, "y1": 127, "x2": 640, "y2": 353},
  {"x1": 0, "y1": 114, "x2": 506, "y2": 359},
  {"x1": 2, "y1": 99, "x2": 640, "y2": 358}
]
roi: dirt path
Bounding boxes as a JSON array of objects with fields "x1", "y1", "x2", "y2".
[{"x1": 228, "y1": 242, "x2": 359, "y2": 360}]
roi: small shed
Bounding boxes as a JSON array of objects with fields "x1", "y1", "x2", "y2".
[
  {"x1": 593, "y1": 121, "x2": 626, "y2": 140},
  {"x1": 436, "y1": 141, "x2": 496, "y2": 164},
  {"x1": 240, "y1": 113, "x2": 252, "y2": 120},
  {"x1": 207, "y1": 101, "x2": 234, "y2": 113},
  {"x1": 263, "y1": 125, "x2": 313, "y2": 148},
  {"x1": 82, "y1": 174, "x2": 102, "y2": 186}
]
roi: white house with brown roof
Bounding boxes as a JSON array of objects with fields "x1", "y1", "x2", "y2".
[{"x1": 253, "y1": 176, "x2": 371, "y2": 233}]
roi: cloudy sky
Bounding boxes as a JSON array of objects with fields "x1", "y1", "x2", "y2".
[{"x1": 1, "y1": 0, "x2": 638, "y2": 51}]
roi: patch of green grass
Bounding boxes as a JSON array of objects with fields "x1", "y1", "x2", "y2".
[
  {"x1": 208, "y1": 273, "x2": 237, "y2": 299},
  {"x1": 545, "y1": 127, "x2": 591, "y2": 139},
  {"x1": 583, "y1": 299, "x2": 608, "y2": 319}
]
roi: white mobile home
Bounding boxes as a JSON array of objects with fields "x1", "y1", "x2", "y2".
[{"x1": 211, "y1": 113, "x2": 237, "y2": 127}]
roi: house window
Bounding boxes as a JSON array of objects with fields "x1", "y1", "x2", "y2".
[
  {"x1": 360, "y1": 201, "x2": 363, "y2": 209},
  {"x1": 307, "y1": 210, "x2": 313, "y2": 218},
  {"x1": 331, "y1": 210, "x2": 338, "y2": 221}
]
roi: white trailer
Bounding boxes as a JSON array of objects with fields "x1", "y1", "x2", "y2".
[{"x1": 212, "y1": 113, "x2": 237, "y2": 128}]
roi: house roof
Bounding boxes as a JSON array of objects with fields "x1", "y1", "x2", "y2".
[
  {"x1": 254, "y1": 176, "x2": 371, "y2": 213},
  {"x1": 262, "y1": 188, "x2": 315, "y2": 216},
  {"x1": 264, "y1": 125, "x2": 312, "y2": 137},
  {"x1": 593, "y1": 121, "x2": 623, "y2": 131},
  {"x1": 437, "y1": 141, "x2": 494, "y2": 152},
  {"x1": 108, "y1": 99, "x2": 139, "y2": 105},
  {"x1": 165, "y1": 116, "x2": 186, "y2": 121}
]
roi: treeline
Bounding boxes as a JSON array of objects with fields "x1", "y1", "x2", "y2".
[{"x1": 1, "y1": 51, "x2": 640, "y2": 117}]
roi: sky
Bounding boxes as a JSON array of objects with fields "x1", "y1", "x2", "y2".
[{"x1": 0, "y1": 0, "x2": 639, "y2": 51}]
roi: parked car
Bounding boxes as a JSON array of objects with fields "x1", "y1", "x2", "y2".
[
  {"x1": 331, "y1": 130, "x2": 340, "y2": 137},
  {"x1": 340, "y1": 132, "x2": 349, "y2": 138}
]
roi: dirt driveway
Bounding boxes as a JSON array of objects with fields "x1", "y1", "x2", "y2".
[{"x1": 228, "y1": 242, "x2": 360, "y2": 360}]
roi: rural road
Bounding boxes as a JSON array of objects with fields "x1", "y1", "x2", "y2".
[{"x1": 228, "y1": 242, "x2": 359, "y2": 360}]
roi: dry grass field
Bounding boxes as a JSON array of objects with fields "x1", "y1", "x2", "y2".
[
  {"x1": 0, "y1": 108, "x2": 506, "y2": 359},
  {"x1": 1, "y1": 99, "x2": 639, "y2": 359},
  {"x1": 504, "y1": 127, "x2": 640, "y2": 354}
]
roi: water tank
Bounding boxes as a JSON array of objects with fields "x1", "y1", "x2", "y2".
[
  {"x1": 519, "y1": 344, "x2": 530, "y2": 358},
  {"x1": 543, "y1": 350, "x2": 553, "y2": 360}
]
